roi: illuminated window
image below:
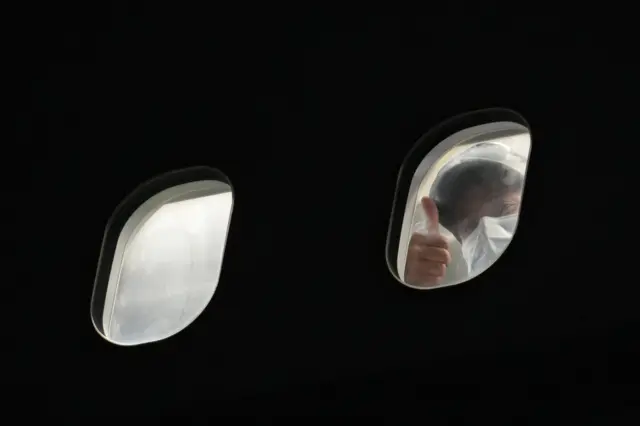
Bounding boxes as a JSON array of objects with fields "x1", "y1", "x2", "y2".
[
  {"x1": 387, "y1": 110, "x2": 531, "y2": 290},
  {"x1": 91, "y1": 168, "x2": 233, "y2": 345}
]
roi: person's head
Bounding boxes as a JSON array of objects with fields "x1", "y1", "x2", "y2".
[{"x1": 430, "y1": 157, "x2": 524, "y2": 242}]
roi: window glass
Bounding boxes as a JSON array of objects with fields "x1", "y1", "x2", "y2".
[
  {"x1": 93, "y1": 179, "x2": 233, "y2": 345},
  {"x1": 393, "y1": 121, "x2": 531, "y2": 290}
]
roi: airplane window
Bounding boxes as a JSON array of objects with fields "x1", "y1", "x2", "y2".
[
  {"x1": 91, "y1": 176, "x2": 233, "y2": 346},
  {"x1": 389, "y1": 119, "x2": 531, "y2": 290}
]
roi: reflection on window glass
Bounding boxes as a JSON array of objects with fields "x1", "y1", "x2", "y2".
[
  {"x1": 96, "y1": 180, "x2": 233, "y2": 345},
  {"x1": 399, "y1": 123, "x2": 530, "y2": 290}
]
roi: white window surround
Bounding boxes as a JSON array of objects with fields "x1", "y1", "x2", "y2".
[
  {"x1": 93, "y1": 179, "x2": 233, "y2": 346},
  {"x1": 396, "y1": 121, "x2": 531, "y2": 289}
]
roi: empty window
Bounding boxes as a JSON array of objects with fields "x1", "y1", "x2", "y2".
[
  {"x1": 387, "y1": 110, "x2": 531, "y2": 290},
  {"x1": 91, "y1": 168, "x2": 233, "y2": 345}
]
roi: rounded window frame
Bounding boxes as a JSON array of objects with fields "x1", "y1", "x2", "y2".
[
  {"x1": 91, "y1": 166, "x2": 234, "y2": 345},
  {"x1": 386, "y1": 108, "x2": 532, "y2": 290}
]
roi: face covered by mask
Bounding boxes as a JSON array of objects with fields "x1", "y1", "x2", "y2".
[{"x1": 460, "y1": 214, "x2": 518, "y2": 278}]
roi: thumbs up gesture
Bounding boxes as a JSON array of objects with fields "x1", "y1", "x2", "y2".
[{"x1": 404, "y1": 197, "x2": 452, "y2": 287}]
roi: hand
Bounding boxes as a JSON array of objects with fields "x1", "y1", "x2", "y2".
[{"x1": 404, "y1": 197, "x2": 452, "y2": 287}]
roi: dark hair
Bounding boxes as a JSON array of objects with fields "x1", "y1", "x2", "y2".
[{"x1": 429, "y1": 159, "x2": 524, "y2": 230}]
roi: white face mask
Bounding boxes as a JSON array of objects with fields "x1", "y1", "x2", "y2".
[{"x1": 461, "y1": 214, "x2": 518, "y2": 278}]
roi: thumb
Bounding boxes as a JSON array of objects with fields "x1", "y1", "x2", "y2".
[{"x1": 421, "y1": 196, "x2": 440, "y2": 235}]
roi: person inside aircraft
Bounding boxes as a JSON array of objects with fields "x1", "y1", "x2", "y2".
[{"x1": 404, "y1": 142, "x2": 526, "y2": 288}]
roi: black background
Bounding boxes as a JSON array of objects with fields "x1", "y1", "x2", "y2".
[{"x1": 13, "y1": 6, "x2": 640, "y2": 421}]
